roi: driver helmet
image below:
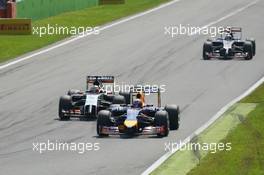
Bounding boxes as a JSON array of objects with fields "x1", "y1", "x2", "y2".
[
  {"x1": 90, "y1": 85, "x2": 100, "y2": 93},
  {"x1": 132, "y1": 99, "x2": 143, "y2": 108},
  {"x1": 225, "y1": 33, "x2": 232, "y2": 40},
  {"x1": 93, "y1": 78, "x2": 101, "y2": 86}
]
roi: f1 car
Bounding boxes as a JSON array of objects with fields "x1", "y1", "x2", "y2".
[
  {"x1": 58, "y1": 76, "x2": 130, "y2": 120},
  {"x1": 97, "y1": 87, "x2": 180, "y2": 137},
  {"x1": 203, "y1": 27, "x2": 256, "y2": 60}
]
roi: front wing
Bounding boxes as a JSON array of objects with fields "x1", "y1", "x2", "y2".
[{"x1": 99, "y1": 126, "x2": 166, "y2": 135}]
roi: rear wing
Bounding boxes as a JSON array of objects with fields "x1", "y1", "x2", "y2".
[
  {"x1": 224, "y1": 27, "x2": 242, "y2": 33},
  {"x1": 131, "y1": 86, "x2": 161, "y2": 107},
  {"x1": 86, "y1": 76, "x2": 114, "y2": 90},
  {"x1": 231, "y1": 27, "x2": 242, "y2": 33},
  {"x1": 221, "y1": 27, "x2": 242, "y2": 40}
]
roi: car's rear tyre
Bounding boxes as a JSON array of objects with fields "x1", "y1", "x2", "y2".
[
  {"x1": 119, "y1": 91, "x2": 131, "y2": 104},
  {"x1": 165, "y1": 105, "x2": 180, "y2": 130},
  {"x1": 112, "y1": 95, "x2": 126, "y2": 104},
  {"x1": 155, "y1": 111, "x2": 169, "y2": 137},
  {"x1": 59, "y1": 95, "x2": 72, "y2": 120},
  {"x1": 97, "y1": 110, "x2": 112, "y2": 137},
  {"x1": 104, "y1": 94, "x2": 114, "y2": 102},
  {"x1": 244, "y1": 41, "x2": 253, "y2": 60},
  {"x1": 67, "y1": 89, "x2": 81, "y2": 96},
  {"x1": 203, "y1": 42, "x2": 212, "y2": 60}
]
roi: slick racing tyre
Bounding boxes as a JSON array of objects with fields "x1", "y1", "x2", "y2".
[
  {"x1": 119, "y1": 91, "x2": 131, "y2": 104},
  {"x1": 104, "y1": 94, "x2": 114, "y2": 102},
  {"x1": 155, "y1": 111, "x2": 169, "y2": 137},
  {"x1": 112, "y1": 95, "x2": 126, "y2": 104},
  {"x1": 59, "y1": 95, "x2": 72, "y2": 120},
  {"x1": 97, "y1": 110, "x2": 112, "y2": 137},
  {"x1": 244, "y1": 41, "x2": 253, "y2": 60},
  {"x1": 246, "y1": 38, "x2": 256, "y2": 56},
  {"x1": 203, "y1": 42, "x2": 212, "y2": 60},
  {"x1": 67, "y1": 89, "x2": 82, "y2": 96},
  {"x1": 165, "y1": 105, "x2": 180, "y2": 130}
]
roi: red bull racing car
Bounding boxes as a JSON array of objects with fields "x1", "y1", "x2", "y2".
[{"x1": 97, "y1": 87, "x2": 180, "y2": 137}]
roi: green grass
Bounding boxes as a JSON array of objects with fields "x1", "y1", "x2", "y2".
[
  {"x1": 241, "y1": 84, "x2": 264, "y2": 103},
  {"x1": 0, "y1": 0, "x2": 169, "y2": 63},
  {"x1": 187, "y1": 84, "x2": 264, "y2": 175}
]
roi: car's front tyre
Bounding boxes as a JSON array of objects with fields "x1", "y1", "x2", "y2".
[
  {"x1": 165, "y1": 105, "x2": 180, "y2": 130},
  {"x1": 58, "y1": 95, "x2": 72, "y2": 120},
  {"x1": 97, "y1": 110, "x2": 112, "y2": 137},
  {"x1": 203, "y1": 42, "x2": 212, "y2": 60},
  {"x1": 155, "y1": 111, "x2": 169, "y2": 137}
]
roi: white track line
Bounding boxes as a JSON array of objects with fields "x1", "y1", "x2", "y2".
[
  {"x1": 141, "y1": 0, "x2": 259, "y2": 174},
  {"x1": 0, "y1": 0, "x2": 180, "y2": 70}
]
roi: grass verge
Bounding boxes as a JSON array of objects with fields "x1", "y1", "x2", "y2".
[
  {"x1": 187, "y1": 84, "x2": 264, "y2": 175},
  {"x1": 151, "y1": 83, "x2": 264, "y2": 175},
  {"x1": 0, "y1": 0, "x2": 169, "y2": 63}
]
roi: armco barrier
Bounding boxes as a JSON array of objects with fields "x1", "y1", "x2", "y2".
[
  {"x1": 16, "y1": 0, "x2": 98, "y2": 20},
  {"x1": 0, "y1": 18, "x2": 31, "y2": 35}
]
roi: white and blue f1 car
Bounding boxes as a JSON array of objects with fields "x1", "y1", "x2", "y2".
[{"x1": 203, "y1": 27, "x2": 256, "y2": 60}]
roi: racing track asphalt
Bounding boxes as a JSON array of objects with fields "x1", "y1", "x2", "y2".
[{"x1": 0, "y1": 0, "x2": 264, "y2": 174}]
